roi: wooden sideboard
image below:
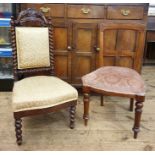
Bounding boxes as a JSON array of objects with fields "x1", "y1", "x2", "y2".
[
  {"x1": 16, "y1": 3, "x2": 149, "y2": 87},
  {"x1": 144, "y1": 16, "x2": 155, "y2": 65}
]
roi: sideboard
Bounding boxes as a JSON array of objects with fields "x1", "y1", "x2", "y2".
[
  {"x1": 144, "y1": 16, "x2": 155, "y2": 65},
  {"x1": 16, "y1": 3, "x2": 149, "y2": 87}
]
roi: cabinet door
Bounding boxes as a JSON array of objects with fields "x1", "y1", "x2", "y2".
[
  {"x1": 72, "y1": 23, "x2": 97, "y2": 85},
  {"x1": 53, "y1": 22, "x2": 72, "y2": 82}
]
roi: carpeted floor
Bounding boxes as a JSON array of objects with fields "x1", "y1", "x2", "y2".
[{"x1": 0, "y1": 66, "x2": 155, "y2": 151}]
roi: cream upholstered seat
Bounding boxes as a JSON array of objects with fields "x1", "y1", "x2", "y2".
[{"x1": 12, "y1": 76, "x2": 78, "y2": 112}]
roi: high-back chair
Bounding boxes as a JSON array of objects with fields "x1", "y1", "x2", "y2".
[
  {"x1": 82, "y1": 22, "x2": 146, "y2": 138},
  {"x1": 11, "y1": 8, "x2": 78, "y2": 145}
]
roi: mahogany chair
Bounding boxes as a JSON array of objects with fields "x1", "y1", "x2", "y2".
[
  {"x1": 82, "y1": 23, "x2": 146, "y2": 138},
  {"x1": 10, "y1": 8, "x2": 78, "y2": 145}
]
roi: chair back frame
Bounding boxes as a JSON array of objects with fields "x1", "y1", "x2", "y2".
[
  {"x1": 10, "y1": 8, "x2": 55, "y2": 81},
  {"x1": 99, "y1": 22, "x2": 146, "y2": 73}
]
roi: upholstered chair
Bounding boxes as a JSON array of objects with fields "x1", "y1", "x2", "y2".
[{"x1": 10, "y1": 8, "x2": 78, "y2": 145}]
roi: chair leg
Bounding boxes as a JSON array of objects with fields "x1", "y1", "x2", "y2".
[
  {"x1": 15, "y1": 118, "x2": 22, "y2": 145},
  {"x1": 129, "y1": 98, "x2": 134, "y2": 111},
  {"x1": 83, "y1": 93, "x2": 90, "y2": 126},
  {"x1": 101, "y1": 95, "x2": 104, "y2": 106},
  {"x1": 132, "y1": 96, "x2": 144, "y2": 139},
  {"x1": 70, "y1": 105, "x2": 76, "y2": 129}
]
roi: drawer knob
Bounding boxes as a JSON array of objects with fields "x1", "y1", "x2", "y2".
[
  {"x1": 67, "y1": 46, "x2": 72, "y2": 51},
  {"x1": 96, "y1": 47, "x2": 100, "y2": 52},
  {"x1": 81, "y1": 8, "x2": 90, "y2": 14},
  {"x1": 121, "y1": 9, "x2": 130, "y2": 16},
  {"x1": 40, "y1": 7, "x2": 50, "y2": 13}
]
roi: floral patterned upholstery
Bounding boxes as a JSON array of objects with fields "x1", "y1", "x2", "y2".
[
  {"x1": 12, "y1": 76, "x2": 78, "y2": 112},
  {"x1": 16, "y1": 27, "x2": 50, "y2": 69}
]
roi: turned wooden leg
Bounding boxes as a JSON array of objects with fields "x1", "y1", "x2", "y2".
[
  {"x1": 132, "y1": 96, "x2": 144, "y2": 139},
  {"x1": 130, "y1": 98, "x2": 134, "y2": 112},
  {"x1": 101, "y1": 95, "x2": 104, "y2": 106},
  {"x1": 70, "y1": 105, "x2": 76, "y2": 129},
  {"x1": 83, "y1": 92, "x2": 90, "y2": 126},
  {"x1": 15, "y1": 118, "x2": 22, "y2": 145}
]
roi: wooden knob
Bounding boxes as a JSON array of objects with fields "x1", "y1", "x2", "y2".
[{"x1": 40, "y1": 7, "x2": 50, "y2": 13}]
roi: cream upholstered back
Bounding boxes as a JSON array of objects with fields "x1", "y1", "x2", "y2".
[{"x1": 15, "y1": 27, "x2": 50, "y2": 69}]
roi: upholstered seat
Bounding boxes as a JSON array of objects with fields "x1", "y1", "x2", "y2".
[{"x1": 12, "y1": 76, "x2": 78, "y2": 112}]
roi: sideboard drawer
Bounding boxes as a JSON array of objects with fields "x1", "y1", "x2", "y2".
[
  {"x1": 107, "y1": 6, "x2": 144, "y2": 20},
  {"x1": 67, "y1": 5, "x2": 105, "y2": 19},
  {"x1": 46, "y1": 4, "x2": 65, "y2": 18},
  {"x1": 23, "y1": 4, "x2": 65, "y2": 17}
]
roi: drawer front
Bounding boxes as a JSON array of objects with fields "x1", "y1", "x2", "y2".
[
  {"x1": 67, "y1": 5, "x2": 105, "y2": 19},
  {"x1": 22, "y1": 4, "x2": 65, "y2": 17},
  {"x1": 107, "y1": 6, "x2": 144, "y2": 20}
]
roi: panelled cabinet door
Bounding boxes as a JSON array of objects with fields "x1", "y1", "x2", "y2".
[
  {"x1": 72, "y1": 23, "x2": 97, "y2": 85},
  {"x1": 53, "y1": 22, "x2": 72, "y2": 82}
]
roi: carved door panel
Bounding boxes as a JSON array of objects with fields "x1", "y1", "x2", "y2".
[
  {"x1": 53, "y1": 22, "x2": 72, "y2": 82},
  {"x1": 72, "y1": 23, "x2": 97, "y2": 85}
]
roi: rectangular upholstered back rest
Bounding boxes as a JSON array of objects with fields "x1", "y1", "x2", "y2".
[{"x1": 15, "y1": 27, "x2": 50, "y2": 69}]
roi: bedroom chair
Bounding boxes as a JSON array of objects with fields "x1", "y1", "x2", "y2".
[
  {"x1": 10, "y1": 8, "x2": 78, "y2": 145},
  {"x1": 82, "y1": 23, "x2": 146, "y2": 138}
]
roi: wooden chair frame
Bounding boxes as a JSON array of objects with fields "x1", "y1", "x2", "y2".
[
  {"x1": 10, "y1": 8, "x2": 77, "y2": 145},
  {"x1": 83, "y1": 23, "x2": 146, "y2": 139}
]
